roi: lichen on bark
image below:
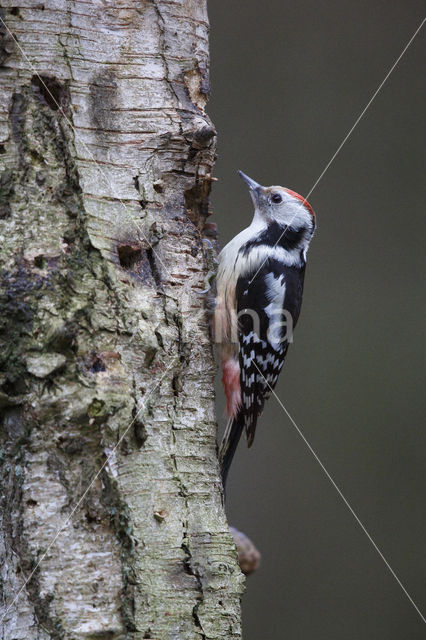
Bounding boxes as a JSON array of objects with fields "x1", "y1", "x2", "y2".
[{"x1": 0, "y1": 2, "x2": 244, "y2": 638}]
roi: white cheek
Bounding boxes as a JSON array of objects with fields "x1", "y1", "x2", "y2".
[{"x1": 276, "y1": 201, "x2": 311, "y2": 229}]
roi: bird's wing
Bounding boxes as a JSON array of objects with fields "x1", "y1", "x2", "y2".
[{"x1": 235, "y1": 258, "x2": 305, "y2": 445}]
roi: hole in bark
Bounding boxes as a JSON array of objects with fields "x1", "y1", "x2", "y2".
[
  {"x1": 85, "y1": 509, "x2": 99, "y2": 524},
  {"x1": 153, "y1": 182, "x2": 163, "y2": 193},
  {"x1": 61, "y1": 235, "x2": 74, "y2": 252},
  {"x1": 172, "y1": 375, "x2": 180, "y2": 397},
  {"x1": 1, "y1": 378, "x2": 27, "y2": 395},
  {"x1": 0, "y1": 145, "x2": 5, "y2": 154},
  {"x1": 139, "y1": 199, "x2": 147, "y2": 209},
  {"x1": 185, "y1": 182, "x2": 210, "y2": 226},
  {"x1": 134, "y1": 419, "x2": 147, "y2": 449},
  {"x1": 33, "y1": 255, "x2": 46, "y2": 268},
  {"x1": 117, "y1": 244, "x2": 142, "y2": 269},
  {"x1": 10, "y1": 7, "x2": 20, "y2": 16},
  {"x1": 26, "y1": 499, "x2": 37, "y2": 507},
  {"x1": 88, "y1": 354, "x2": 106, "y2": 373},
  {"x1": 31, "y1": 75, "x2": 64, "y2": 111},
  {"x1": 0, "y1": 203, "x2": 11, "y2": 219}
]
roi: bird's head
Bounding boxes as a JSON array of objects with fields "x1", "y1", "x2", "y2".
[{"x1": 238, "y1": 170, "x2": 316, "y2": 235}]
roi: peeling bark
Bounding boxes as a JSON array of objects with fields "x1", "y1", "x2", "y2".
[{"x1": 0, "y1": 2, "x2": 244, "y2": 638}]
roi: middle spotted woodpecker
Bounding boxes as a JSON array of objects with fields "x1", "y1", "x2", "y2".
[{"x1": 214, "y1": 171, "x2": 316, "y2": 486}]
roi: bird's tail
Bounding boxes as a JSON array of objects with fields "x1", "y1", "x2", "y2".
[{"x1": 219, "y1": 414, "x2": 245, "y2": 488}]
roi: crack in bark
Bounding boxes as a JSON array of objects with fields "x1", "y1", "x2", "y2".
[
  {"x1": 145, "y1": 246, "x2": 162, "y2": 288},
  {"x1": 151, "y1": 0, "x2": 181, "y2": 108}
]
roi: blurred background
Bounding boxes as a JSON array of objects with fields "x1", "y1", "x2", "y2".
[{"x1": 207, "y1": 2, "x2": 425, "y2": 639}]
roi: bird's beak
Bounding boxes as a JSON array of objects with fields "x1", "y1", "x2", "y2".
[
  {"x1": 238, "y1": 170, "x2": 263, "y2": 207},
  {"x1": 238, "y1": 170, "x2": 261, "y2": 192}
]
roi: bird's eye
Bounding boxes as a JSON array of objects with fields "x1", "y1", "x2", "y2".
[{"x1": 271, "y1": 193, "x2": 282, "y2": 204}]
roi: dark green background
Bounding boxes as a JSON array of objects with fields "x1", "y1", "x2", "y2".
[{"x1": 208, "y1": 2, "x2": 425, "y2": 638}]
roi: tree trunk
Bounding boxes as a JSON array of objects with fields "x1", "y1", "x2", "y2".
[{"x1": 0, "y1": 2, "x2": 244, "y2": 638}]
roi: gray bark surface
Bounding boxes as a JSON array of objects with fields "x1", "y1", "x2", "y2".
[{"x1": 0, "y1": 2, "x2": 244, "y2": 638}]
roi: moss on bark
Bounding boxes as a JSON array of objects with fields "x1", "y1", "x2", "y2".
[{"x1": 0, "y1": 2, "x2": 243, "y2": 639}]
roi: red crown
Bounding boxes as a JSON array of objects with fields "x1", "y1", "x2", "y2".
[{"x1": 284, "y1": 188, "x2": 315, "y2": 219}]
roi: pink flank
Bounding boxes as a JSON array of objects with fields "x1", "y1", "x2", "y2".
[{"x1": 222, "y1": 358, "x2": 241, "y2": 418}]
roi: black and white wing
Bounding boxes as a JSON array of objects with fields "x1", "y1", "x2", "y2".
[{"x1": 236, "y1": 258, "x2": 306, "y2": 445}]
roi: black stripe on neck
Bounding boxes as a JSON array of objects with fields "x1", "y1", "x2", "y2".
[{"x1": 239, "y1": 221, "x2": 305, "y2": 255}]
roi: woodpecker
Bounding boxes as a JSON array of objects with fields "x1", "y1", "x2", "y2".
[{"x1": 215, "y1": 171, "x2": 316, "y2": 486}]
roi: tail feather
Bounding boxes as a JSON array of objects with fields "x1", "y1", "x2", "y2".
[
  {"x1": 245, "y1": 411, "x2": 259, "y2": 448},
  {"x1": 219, "y1": 415, "x2": 245, "y2": 488}
]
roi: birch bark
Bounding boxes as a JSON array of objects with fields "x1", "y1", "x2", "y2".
[{"x1": 0, "y1": 2, "x2": 244, "y2": 638}]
